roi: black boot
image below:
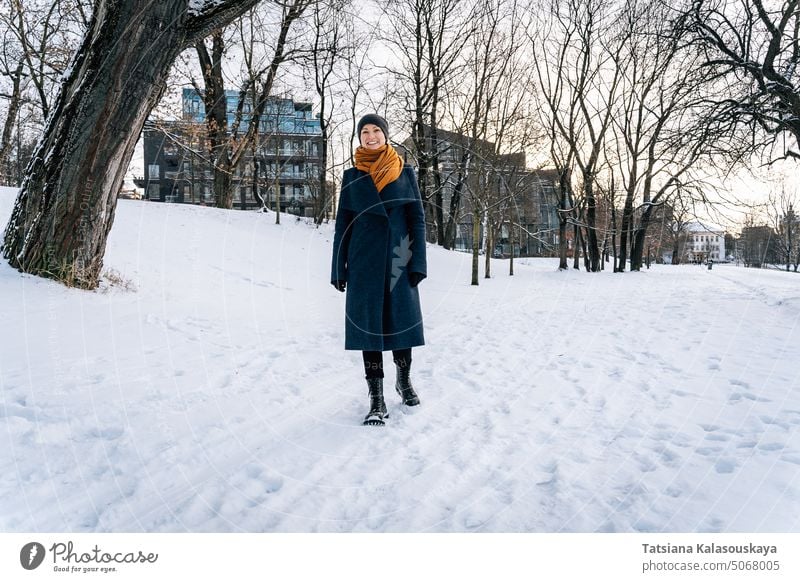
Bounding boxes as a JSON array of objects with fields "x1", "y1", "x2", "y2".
[
  {"x1": 363, "y1": 377, "x2": 389, "y2": 426},
  {"x1": 395, "y1": 362, "x2": 420, "y2": 406}
]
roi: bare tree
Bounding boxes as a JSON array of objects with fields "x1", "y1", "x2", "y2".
[
  {"x1": 609, "y1": 0, "x2": 717, "y2": 271},
  {"x1": 0, "y1": 0, "x2": 301, "y2": 289},
  {"x1": 380, "y1": 0, "x2": 476, "y2": 245},
  {"x1": 0, "y1": 59, "x2": 26, "y2": 185},
  {"x1": 666, "y1": 193, "x2": 694, "y2": 264},
  {"x1": 2, "y1": 0, "x2": 92, "y2": 120},
  {"x1": 529, "y1": 0, "x2": 628, "y2": 273},
  {"x1": 442, "y1": 0, "x2": 527, "y2": 284},
  {"x1": 192, "y1": 1, "x2": 310, "y2": 212},
  {"x1": 532, "y1": 0, "x2": 727, "y2": 273},
  {"x1": 303, "y1": 0, "x2": 356, "y2": 224},
  {"x1": 689, "y1": 0, "x2": 800, "y2": 163},
  {"x1": 767, "y1": 187, "x2": 799, "y2": 271},
  {"x1": 0, "y1": 0, "x2": 93, "y2": 184},
  {"x1": 193, "y1": 29, "x2": 236, "y2": 209}
]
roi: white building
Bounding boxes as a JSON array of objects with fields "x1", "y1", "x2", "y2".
[{"x1": 684, "y1": 222, "x2": 726, "y2": 263}]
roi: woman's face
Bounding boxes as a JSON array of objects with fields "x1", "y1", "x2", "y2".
[{"x1": 360, "y1": 124, "x2": 386, "y2": 150}]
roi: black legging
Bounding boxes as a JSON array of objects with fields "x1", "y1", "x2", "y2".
[{"x1": 362, "y1": 348, "x2": 412, "y2": 379}]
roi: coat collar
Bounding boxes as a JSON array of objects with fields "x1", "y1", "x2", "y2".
[{"x1": 341, "y1": 167, "x2": 417, "y2": 218}]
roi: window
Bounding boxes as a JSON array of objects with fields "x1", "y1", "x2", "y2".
[
  {"x1": 148, "y1": 164, "x2": 160, "y2": 179},
  {"x1": 147, "y1": 184, "x2": 159, "y2": 200}
]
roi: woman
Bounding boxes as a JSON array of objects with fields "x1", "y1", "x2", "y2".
[{"x1": 331, "y1": 113, "x2": 427, "y2": 426}]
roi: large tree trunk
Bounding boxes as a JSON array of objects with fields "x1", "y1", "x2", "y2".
[
  {"x1": 580, "y1": 225, "x2": 590, "y2": 272},
  {"x1": 509, "y1": 221, "x2": 514, "y2": 276},
  {"x1": 618, "y1": 193, "x2": 634, "y2": 272},
  {"x1": 429, "y1": 127, "x2": 444, "y2": 246},
  {"x1": 557, "y1": 166, "x2": 570, "y2": 270},
  {"x1": 610, "y1": 196, "x2": 619, "y2": 271},
  {"x1": 471, "y1": 208, "x2": 480, "y2": 285},
  {"x1": 195, "y1": 32, "x2": 235, "y2": 209},
  {"x1": 484, "y1": 224, "x2": 492, "y2": 279},
  {"x1": 317, "y1": 122, "x2": 328, "y2": 223},
  {"x1": 583, "y1": 179, "x2": 601, "y2": 271},
  {"x1": 443, "y1": 149, "x2": 470, "y2": 250},
  {"x1": 0, "y1": 0, "x2": 262, "y2": 288},
  {"x1": 631, "y1": 211, "x2": 653, "y2": 271},
  {"x1": 213, "y1": 155, "x2": 233, "y2": 209},
  {"x1": 558, "y1": 215, "x2": 568, "y2": 270}
]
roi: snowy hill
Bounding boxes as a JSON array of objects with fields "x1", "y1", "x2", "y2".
[{"x1": 1, "y1": 187, "x2": 798, "y2": 532}]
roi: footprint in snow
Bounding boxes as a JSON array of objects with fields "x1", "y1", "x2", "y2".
[
  {"x1": 634, "y1": 453, "x2": 658, "y2": 472},
  {"x1": 695, "y1": 446, "x2": 723, "y2": 456},
  {"x1": 760, "y1": 415, "x2": 790, "y2": 429},
  {"x1": 0, "y1": 403, "x2": 37, "y2": 421},
  {"x1": 651, "y1": 444, "x2": 680, "y2": 466},
  {"x1": 714, "y1": 459, "x2": 737, "y2": 474},
  {"x1": 86, "y1": 426, "x2": 125, "y2": 441},
  {"x1": 757, "y1": 442, "x2": 785, "y2": 452},
  {"x1": 743, "y1": 392, "x2": 771, "y2": 402}
]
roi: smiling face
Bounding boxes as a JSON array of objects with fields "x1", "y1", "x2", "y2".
[{"x1": 359, "y1": 124, "x2": 386, "y2": 150}]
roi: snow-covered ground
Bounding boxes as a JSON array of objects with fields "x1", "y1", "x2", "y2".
[{"x1": 1, "y1": 186, "x2": 798, "y2": 532}]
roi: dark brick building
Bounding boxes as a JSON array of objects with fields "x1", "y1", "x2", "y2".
[{"x1": 400, "y1": 127, "x2": 559, "y2": 256}]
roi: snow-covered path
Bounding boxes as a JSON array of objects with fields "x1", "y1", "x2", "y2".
[{"x1": 1, "y1": 190, "x2": 798, "y2": 532}]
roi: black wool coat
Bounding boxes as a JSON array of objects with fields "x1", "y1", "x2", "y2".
[{"x1": 331, "y1": 165, "x2": 427, "y2": 351}]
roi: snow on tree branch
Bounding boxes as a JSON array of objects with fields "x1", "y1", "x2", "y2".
[{"x1": 184, "y1": 0, "x2": 263, "y2": 47}]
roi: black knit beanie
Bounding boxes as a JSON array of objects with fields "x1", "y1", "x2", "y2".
[{"x1": 357, "y1": 114, "x2": 389, "y2": 141}]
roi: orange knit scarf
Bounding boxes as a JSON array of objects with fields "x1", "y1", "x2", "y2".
[{"x1": 354, "y1": 144, "x2": 403, "y2": 192}]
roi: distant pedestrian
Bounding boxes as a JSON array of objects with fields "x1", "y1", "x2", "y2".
[{"x1": 331, "y1": 114, "x2": 427, "y2": 426}]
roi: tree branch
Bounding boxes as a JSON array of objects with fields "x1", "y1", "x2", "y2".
[{"x1": 184, "y1": 0, "x2": 264, "y2": 48}]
